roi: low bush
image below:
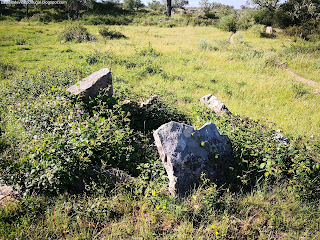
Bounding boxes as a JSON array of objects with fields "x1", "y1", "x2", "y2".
[
  {"x1": 0, "y1": 60, "x2": 15, "y2": 78},
  {"x1": 83, "y1": 14, "x2": 132, "y2": 25},
  {"x1": 0, "y1": 64, "x2": 186, "y2": 195},
  {"x1": 58, "y1": 23, "x2": 96, "y2": 42},
  {"x1": 196, "y1": 109, "x2": 320, "y2": 200},
  {"x1": 218, "y1": 14, "x2": 237, "y2": 32},
  {"x1": 198, "y1": 39, "x2": 213, "y2": 51},
  {"x1": 14, "y1": 36, "x2": 26, "y2": 45},
  {"x1": 99, "y1": 26, "x2": 127, "y2": 39},
  {"x1": 237, "y1": 11, "x2": 255, "y2": 30},
  {"x1": 280, "y1": 42, "x2": 320, "y2": 55},
  {"x1": 248, "y1": 24, "x2": 266, "y2": 37},
  {"x1": 283, "y1": 20, "x2": 320, "y2": 41}
]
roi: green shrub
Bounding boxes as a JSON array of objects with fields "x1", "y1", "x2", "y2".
[
  {"x1": 249, "y1": 24, "x2": 267, "y2": 37},
  {"x1": 0, "y1": 65, "x2": 187, "y2": 195},
  {"x1": 0, "y1": 60, "x2": 15, "y2": 78},
  {"x1": 14, "y1": 36, "x2": 26, "y2": 45},
  {"x1": 204, "y1": 11, "x2": 217, "y2": 19},
  {"x1": 198, "y1": 39, "x2": 213, "y2": 51},
  {"x1": 58, "y1": 23, "x2": 95, "y2": 42},
  {"x1": 98, "y1": 26, "x2": 127, "y2": 39},
  {"x1": 218, "y1": 14, "x2": 237, "y2": 32},
  {"x1": 281, "y1": 42, "x2": 320, "y2": 55},
  {"x1": 148, "y1": 0, "x2": 165, "y2": 12},
  {"x1": 237, "y1": 11, "x2": 255, "y2": 30},
  {"x1": 83, "y1": 15, "x2": 132, "y2": 25},
  {"x1": 197, "y1": 109, "x2": 320, "y2": 200},
  {"x1": 283, "y1": 20, "x2": 320, "y2": 40}
]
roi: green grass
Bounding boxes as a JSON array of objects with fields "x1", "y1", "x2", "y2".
[
  {"x1": 1, "y1": 183, "x2": 319, "y2": 239},
  {"x1": 0, "y1": 20, "x2": 320, "y2": 239},
  {"x1": 0, "y1": 21, "x2": 319, "y2": 138}
]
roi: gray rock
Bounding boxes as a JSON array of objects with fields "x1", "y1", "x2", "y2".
[
  {"x1": 200, "y1": 94, "x2": 231, "y2": 115},
  {"x1": 153, "y1": 121, "x2": 233, "y2": 196},
  {"x1": 272, "y1": 132, "x2": 289, "y2": 145},
  {"x1": 67, "y1": 68, "x2": 113, "y2": 99}
]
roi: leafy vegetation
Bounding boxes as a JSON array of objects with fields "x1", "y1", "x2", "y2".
[
  {"x1": 58, "y1": 23, "x2": 95, "y2": 42},
  {"x1": 99, "y1": 26, "x2": 127, "y2": 39},
  {"x1": 0, "y1": 2, "x2": 320, "y2": 238}
]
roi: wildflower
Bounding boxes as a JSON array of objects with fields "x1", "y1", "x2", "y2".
[
  {"x1": 152, "y1": 191, "x2": 156, "y2": 196},
  {"x1": 211, "y1": 225, "x2": 216, "y2": 229},
  {"x1": 163, "y1": 206, "x2": 166, "y2": 210},
  {"x1": 215, "y1": 231, "x2": 219, "y2": 236},
  {"x1": 156, "y1": 206, "x2": 160, "y2": 210}
]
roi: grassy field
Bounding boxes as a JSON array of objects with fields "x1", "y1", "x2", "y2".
[
  {"x1": 1, "y1": 21, "x2": 319, "y2": 138},
  {"x1": 0, "y1": 20, "x2": 320, "y2": 239}
]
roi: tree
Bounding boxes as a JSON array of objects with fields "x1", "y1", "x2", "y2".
[
  {"x1": 172, "y1": 0, "x2": 189, "y2": 9},
  {"x1": 246, "y1": 0, "x2": 280, "y2": 25},
  {"x1": 200, "y1": 0, "x2": 212, "y2": 14},
  {"x1": 274, "y1": 0, "x2": 319, "y2": 27},
  {"x1": 123, "y1": 0, "x2": 144, "y2": 10},
  {"x1": 219, "y1": 14, "x2": 237, "y2": 32},
  {"x1": 247, "y1": 0, "x2": 280, "y2": 11},
  {"x1": 166, "y1": 0, "x2": 172, "y2": 16},
  {"x1": 286, "y1": 0, "x2": 319, "y2": 23},
  {"x1": 148, "y1": 0, "x2": 165, "y2": 11}
]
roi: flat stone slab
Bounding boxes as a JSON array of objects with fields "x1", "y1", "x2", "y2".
[
  {"x1": 153, "y1": 121, "x2": 233, "y2": 196},
  {"x1": 200, "y1": 94, "x2": 231, "y2": 115},
  {"x1": 67, "y1": 68, "x2": 113, "y2": 99}
]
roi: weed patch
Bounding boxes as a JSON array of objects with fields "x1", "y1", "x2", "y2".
[
  {"x1": 99, "y1": 27, "x2": 127, "y2": 39},
  {"x1": 58, "y1": 23, "x2": 96, "y2": 42}
]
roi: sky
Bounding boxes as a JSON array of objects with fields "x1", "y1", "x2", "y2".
[
  {"x1": 142, "y1": 0, "x2": 287, "y2": 9},
  {"x1": 143, "y1": 0, "x2": 250, "y2": 8},
  {"x1": 185, "y1": 0, "x2": 248, "y2": 8}
]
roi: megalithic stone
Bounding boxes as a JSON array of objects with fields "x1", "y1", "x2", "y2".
[
  {"x1": 67, "y1": 68, "x2": 113, "y2": 99},
  {"x1": 200, "y1": 94, "x2": 231, "y2": 115},
  {"x1": 153, "y1": 121, "x2": 233, "y2": 196}
]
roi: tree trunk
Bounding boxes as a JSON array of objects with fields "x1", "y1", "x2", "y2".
[
  {"x1": 26, "y1": 4, "x2": 29, "y2": 19},
  {"x1": 166, "y1": 0, "x2": 172, "y2": 17}
]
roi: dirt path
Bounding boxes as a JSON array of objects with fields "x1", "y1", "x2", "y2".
[
  {"x1": 229, "y1": 32, "x2": 236, "y2": 44},
  {"x1": 276, "y1": 61, "x2": 319, "y2": 93},
  {"x1": 228, "y1": 32, "x2": 319, "y2": 93}
]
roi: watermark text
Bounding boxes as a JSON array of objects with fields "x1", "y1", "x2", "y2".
[{"x1": 1, "y1": 0, "x2": 67, "y2": 4}]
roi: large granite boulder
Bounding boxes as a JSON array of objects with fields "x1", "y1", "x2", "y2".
[
  {"x1": 200, "y1": 94, "x2": 231, "y2": 115},
  {"x1": 67, "y1": 68, "x2": 113, "y2": 99},
  {"x1": 153, "y1": 121, "x2": 233, "y2": 196}
]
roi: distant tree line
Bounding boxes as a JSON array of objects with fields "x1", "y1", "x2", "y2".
[{"x1": 0, "y1": 0, "x2": 319, "y2": 37}]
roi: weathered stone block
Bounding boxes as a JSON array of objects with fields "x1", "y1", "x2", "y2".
[
  {"x1": 153, "y1": 121, "x2": 233, "y2": 196},
  {"x1": 67, "y1": 68, "x2": 113, "y2": 99},
  {"x1": 200, "y1": 94, "x2": 231, "y2": 115}
]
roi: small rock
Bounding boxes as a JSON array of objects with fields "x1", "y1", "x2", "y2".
[
  {"x1": 139, "y1": 95, "x2": 158, "y2": 107},
  {"x1": 200, "y1": 94, "x2": 231, "y2": 115},
  {"x1": 153, "y1": 121, "x2": 233, "y2": 196},
  {"x1": 272, "y1": 132, "x2": 289, "y2": 145},
  {"x1": 67, "y1": 68, "x2": 113, "y2": 99}
]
